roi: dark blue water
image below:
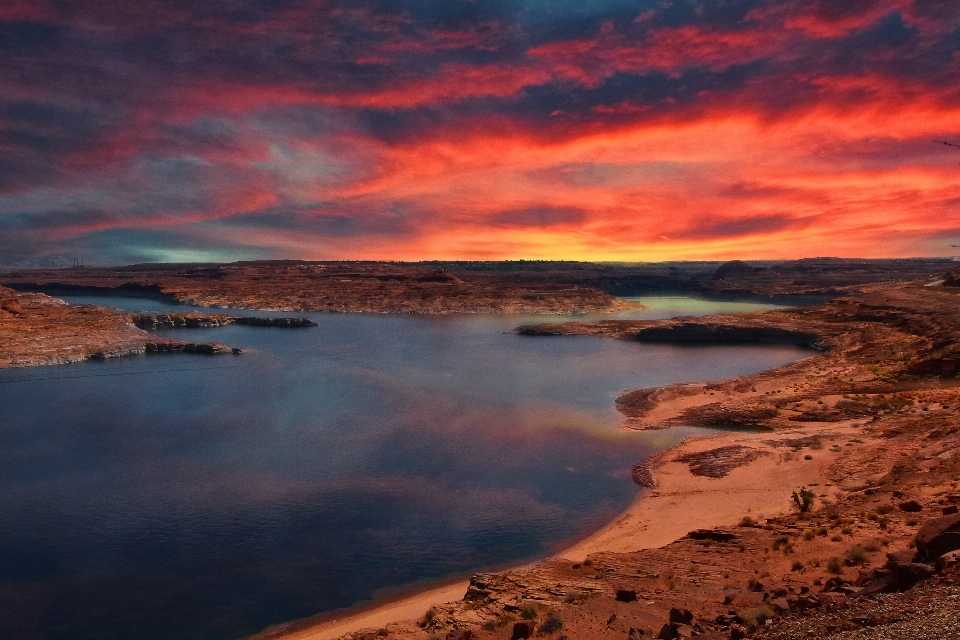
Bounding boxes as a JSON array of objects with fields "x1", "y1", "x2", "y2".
[{"x1": 0, "y1": 297, "x2": 806, "y2": 640}]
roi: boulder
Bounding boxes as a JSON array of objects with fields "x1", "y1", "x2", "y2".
[
  {"x1": 915, "y1": 513, "x2": 960, "y2": 562},
  {"x1": 729, "y1": 624, "x2": 747, "y2": 640},
  {"x1": 885, "y1": 549, "x2": 935, "y2": 587},
  {"x1": 656, "y1": 623, "x2": 679, "y2": 639},
  {"x1": 511, "y1": 621, "x2": 535, "y2": 640},
  {"x1": 898, "y1": 499, "x2": 923, "y2": 512},
  {"x1": 936, "y1": 549, "x2": 960, "y2": 572},
  {"x1": 669, "y1": 608, "x2": 693, "y2": 625},
  {"x1": 616, "y1": 589, "x2": 638, "y2": 602},
  {"x1": 820, "y1": 577, "x2": 849, "y2": 593}
]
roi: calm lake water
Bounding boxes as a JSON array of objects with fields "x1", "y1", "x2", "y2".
[{"x1": 0, "y1": 296, "x2": 808, "y2": 640}]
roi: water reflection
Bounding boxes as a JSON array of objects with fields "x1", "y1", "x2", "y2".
[{"x1": 0, "y1": 298, "x2": 806, "y2": 640}]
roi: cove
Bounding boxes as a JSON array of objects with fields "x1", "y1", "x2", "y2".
[{"x1": 0, "y1": 296, "x2": 809, "y2": 640}]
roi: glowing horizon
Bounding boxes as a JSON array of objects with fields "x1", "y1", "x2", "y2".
[{"x1": 1, "y1": 0, "x2": 959, "y2": 265}]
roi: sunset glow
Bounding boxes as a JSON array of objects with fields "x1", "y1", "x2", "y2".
[{"x1": 2, "y1": 0, "x2": 959, "y2": 264}]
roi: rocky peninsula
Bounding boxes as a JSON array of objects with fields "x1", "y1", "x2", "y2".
[{"x1": 0, "y1": 286, "x2": 240, "y2": 368}]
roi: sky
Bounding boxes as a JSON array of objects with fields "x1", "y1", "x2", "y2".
[{"x1": 1, "y1": 0, "x2": 959, "y2": 265}]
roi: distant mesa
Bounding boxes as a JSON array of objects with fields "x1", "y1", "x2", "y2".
[{"x1": 711, "y1": 260, "x2": 767, "y2": 280}]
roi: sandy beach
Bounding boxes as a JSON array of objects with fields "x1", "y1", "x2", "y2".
[{"x1": 260, "y1": 423, "x2": 841, "y2": 640}]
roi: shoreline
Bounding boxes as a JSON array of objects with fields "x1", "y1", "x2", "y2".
[
  {"x1": 256, "y1": 422, "x2": 841, "y2": 640},
  {"x1": 257, "y1": 281, "x2": 960, "y2": 639}
]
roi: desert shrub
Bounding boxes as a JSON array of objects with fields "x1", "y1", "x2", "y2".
[
  {"x1": 846, "y1": 544, "x2": 869, "y2": 565},
  {"x1": 520, "y1": 604, "x2": 539, "y2": 620},
  {"x1": 804, "y1": 454, "x2": 813, "y2": 460},
  {"x1": 482, "y1": 621, "x2": 496, "y2": 631},
  {"x1": 876, "y1": 505, "x2": 894, "y2": 515},
  {"x1": 741, "y1": 604, "x2": 775, "y2": 628},
  {"x1": 420, "y1": 608, "x2": 437, "y2": 627},
  {"x1": 738, "y1": 516, "x2": 756, "y2": 527},
  {"x1": 826, "y1": 557, "x2": 844, "y2": 574},
  {"x1": 791, "y1": 560, "x2": 805, "y2": 571},
  {"x1": 804, "y1": 530, "x2": 816, "y2": 541},
  {"x1": 863, "y1": 539, "x2": 882, "y2": 552},
  {"x1": 540, "y1": 615, "x2": 564, "y2": 634},
  {"x1": 841, "y1": 527, "x2": 853, "y2": 535},
  {"x1": 792, "y1": 487, "x2": 816, "y2": 513},
  {"x1": 495, "y1": 614, "x2": 515, "y2": 627},
  {"x1": 817, "y1": 527, "x2": 829, "y2": 536},
  {"x1": 878, "y1": 516, "x2": 890, "y2": 530}
]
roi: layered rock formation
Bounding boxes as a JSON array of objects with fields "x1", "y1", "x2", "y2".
[
  {"x1": 0, "y1": 286, "x2": 239, "y2": 368},
  {"x1": 2, "y1": 258, "x2": 952, "y2": 313},
  {"x1": 0, "y1": 262, "x2": 635, "y2": 313}
]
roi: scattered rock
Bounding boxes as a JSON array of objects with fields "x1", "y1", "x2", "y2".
[
  {"x1": 817, "y1": 592, "x2": 847, "y2": 608},
  {"x1": 656, "y1": 622, "x2": 679, "y2": 639},
  {"x1": 769, "y1": 598, "x2": 790, "y2": 614},
  {"x1": 445, "y1": 630, "x2": 471, "y2": 640},
  {"x1": 729, "y1": 623, "x2": 747, "y2": 640},
  {"x1": 628, "y1": 628, "x2": 653, "y2": 640},
  {"x1": 898, "y1": 499, "x2": 923, "y2": 512}
]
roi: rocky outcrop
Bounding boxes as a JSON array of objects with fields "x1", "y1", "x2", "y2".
[
  {"x1": 131, "y1": 312, "x2": 317, "y2": 329},
  {"x1": 145, "y1": 341, "x2": 240, "y2": 355},
  {"x1": 943, "y1": 269, "x2": 960, "y2": 287},
  {"x1": 516, "y1": 316, "x2": 828, "y2": 350},
  {"x1": 233, "y1": 316, "x2": 317, "y2": 327},
  {"x1": 915, "y1": 514, "x2": 960, "y2": 562},
  {"x1": 676, "y1": 445, "x2": 768, "y2": 478}
]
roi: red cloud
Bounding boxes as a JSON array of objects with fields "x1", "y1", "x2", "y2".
[{"x1": 528, "y1": 25, "x2": 789, "y2": 86}]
